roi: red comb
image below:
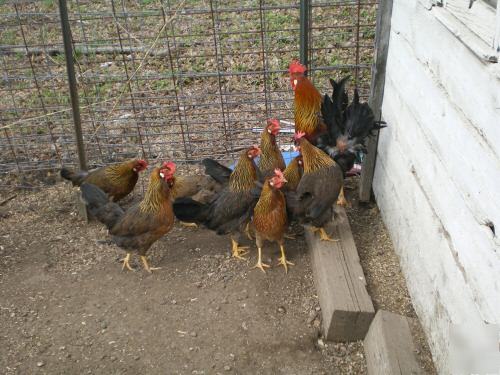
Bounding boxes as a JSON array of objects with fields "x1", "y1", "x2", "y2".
[
  {"x1": 274, "y1": 168, "x2": 284, "y2": 178},
  {"x1": 267, "y1": 118, "x2": 280, "y2": 127},
  {"x1": 162, "y1": 161, "x2": 176, "y2": 173},
  {"x1": 289, "y1": 60, "x2": 306, "y2": 74}
]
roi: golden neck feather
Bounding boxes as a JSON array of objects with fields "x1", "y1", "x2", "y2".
[
  {"x1": 294, "y1": 78, "x2": 322, "y2": 133},
  {"x1": 105, "y1": 160, "x2": 136, "y2": 181},
  {"x1": 300, "y1": 139, "x2": 335, "y2": 173},
  {"x1": 229, "y1": 152, "x2": 258, "y2": 192},
  {"x1": 139, "y1": 170, "x2": 170, "y2": 213},
  {"x1": 255, "y1": 180, "x2": 280, "y2": 214},
  {"x1": 283, "y1": 158, "x2": 301, "y2": 190},
  {"x1": 259, "y1": 131, "x2": 282, "y2": 169}
]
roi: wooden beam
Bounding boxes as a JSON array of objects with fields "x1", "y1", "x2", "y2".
[
  {"x1": 364, "y1": 310, "x2": 425, "y2": 375},
  {"x1": 76, "y1": 191, "x2": 89, "y2": 223},
  {"x1": 306, "y1": 206, "x2": 375, "y2": 341},
  {"x1": 359, "y1": 0, "x2": 394, "y2": 202}
]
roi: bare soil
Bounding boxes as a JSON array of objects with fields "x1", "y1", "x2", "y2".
[{"x1": 0, "y1": 177, "x2": 435, "y2": 374}]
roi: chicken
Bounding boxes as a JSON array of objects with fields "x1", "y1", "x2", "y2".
[
  {"x1": 289, "y1": 60, "x2": 326, "y2": 143},
  {"x1": 173, "y1": 146, "x2": 261, "y2": 259},
  {"x1": 319, "y1": 77, "x2": 386, "y2": 173},
  {"x1": 281, "y1": 155, "x2": 304, "y2": 237},
  {"x1": 80, "y1": 162, "x2": 176, "y2": 272},
  {"x1": 258, "y1": 119, "x2": 286, "y2": 177},
  {"x1": 170, "y1": 172, "x2": 225, "y2": 227},
  {"x1": 289, "y1": 132, "x2": 343, "y2": 242},
  {"x1": 283, "y1": 155, "x2": 303, "y2": 192},
  {"x1": 319, "y1": 77, "x2": 386, "y2": 206},
  {"x1": 252, "y1": 169, "x2": 291, "y2": 273},
  {"x1": 61, "y1": 159, "x2": 148, "y2": 202}
]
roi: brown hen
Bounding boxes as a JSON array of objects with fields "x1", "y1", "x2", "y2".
[
  {"x1": 80, "y1": 162, "x2": 176, "y2": 272},
  {"x1": 61, "y1": 159, "x2": 148, "y2": 202},
  {"x1": 252, "y1": 169, "x2": 291, "y2": 273}
]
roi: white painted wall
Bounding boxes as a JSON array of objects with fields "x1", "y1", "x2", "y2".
[{"x1": 372, "y1": 0, "x2": 500, "y2": 373}]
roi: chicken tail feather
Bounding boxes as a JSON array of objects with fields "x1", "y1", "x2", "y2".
[
  {"x1": 344, "y1": 89, "x2": 386, "y2": 145},
  {"x1": 202, "y1": 158, "x2": 232, "y2": 185},
  {"x1": 61, "y1": 167, "x2": 88, "y2": 186},
  {"x1": 172, "y1": 197, "x2": 209, "y2": 224},
  {"x1": 80, "y1": 183, "x2": 124, "y2": 229}
]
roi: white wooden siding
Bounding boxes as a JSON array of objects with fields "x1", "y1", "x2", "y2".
[{"x1": 373, "y1": 0, "x2": 500, "y2": 372}]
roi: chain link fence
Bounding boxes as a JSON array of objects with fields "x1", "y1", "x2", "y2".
[{"x1": 0, "y1": 0, "x2": 377, "y2": 189}]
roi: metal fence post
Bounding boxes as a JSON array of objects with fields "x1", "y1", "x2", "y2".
[
  {"x1": 58, "y1": 0, "x2": 87, "y2": 170},
  {"x1": 299, "y1": 0, "x2": 310, "y2": 66}
]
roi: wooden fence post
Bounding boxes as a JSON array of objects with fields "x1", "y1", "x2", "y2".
[{"x1": 359, "y1": 0, "x2": 394, "y2": 202}]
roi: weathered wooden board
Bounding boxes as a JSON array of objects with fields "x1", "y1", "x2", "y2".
[
  {"x1": 359, "y1": 0, "x2": 394, "y2": 202},
  {"x1": 369, "y1": 1, "x2": 500, "y2": 373},
  {"x1": 381, "y1": 36, "x2": 500, "y2": 315},
  {"x1": 75, "y1": 190, "x2": 89, "y2": 222},
  {"x1": 364, "y1": 310, "x2": 424, "y2": 375},
  {"x1": 306, "y1": 206, "x2": 375, "y2": 341}
]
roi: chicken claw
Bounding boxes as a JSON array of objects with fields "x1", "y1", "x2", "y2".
[
  {"x1": 121, "y1": 253, "x2": 135, "y2": 272},
  {"x1": 283, "y1": 233, "x2": 296, "y2": 240},
  {"x1": 180, "y1": 221, "x2": 198, "y2": 228},
  {"x1": 336, "y1": 186, "x2": 351, "y2": 208},
  {"x1": 140, "y1": 256, "x2": 162, "y2": 273},
  {"x1": 231, "y1": 239, "x2": 249, "y2": 260},
  {"x1": 277, "y1": 244, "x2": 294, "y2": 273},
  {"x1": 253, "y1": 247, "x2": 270, "y2": 273},
  {"x1": 310, "y1": 226, "x2": 338, "y2": 242}
]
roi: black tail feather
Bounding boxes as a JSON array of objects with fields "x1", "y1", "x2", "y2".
[
  {"x1": 202, "y1": 158, "x2": 232, "y2": 185},
  {"x1": 61, "y1": 167, "x2": 88, "y2": 186},
  {"x1": 321, "y1": 76, "x2": 350, "y2": 142},
  {"x1": 80, "y1": 183, "x2": 123, "y2": 229},
  {"x1": 344, "y1": 88, "x2": 385, "y2": 145},
  {"x1": 173, "y1": 197, "x2": 209, "y2": 224}
]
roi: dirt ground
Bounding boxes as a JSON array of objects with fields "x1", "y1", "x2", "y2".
[{"x1": 0, "y1": 177, "x2": 436, "y2": 375}]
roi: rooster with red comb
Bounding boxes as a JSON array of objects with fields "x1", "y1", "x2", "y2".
[{"x1": 289, "y1": 60, "x2": 327, "y2": 143}]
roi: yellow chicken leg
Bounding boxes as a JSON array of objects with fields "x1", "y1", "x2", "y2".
[
  {"x1": 310, "y1": 226, "x2": 338, "y2": 242},
  {"x1": 121, "y1": 253, "x2": 135, "y2": 272},
  {"x1": 253, "y1": 247, "x2": 270, "y2": 273},
  {"x1": 231, "y1": 238, "x2": 249, "y2": 260},
  {"x1": 277, "y1": 244, "x2": 294, "y2": 273},
  {"x1": 180, "y1": 221, "x2": 198, "y2": 228},
  {"x1": 336, "y1": 186, "x2": 351, "y2": 207},
  {"x1": 244, "y1": 222, "x2": 253, "y2": 240},
  {"x1": 140, "y1": 256, "x2": 162, "y2": 273}
]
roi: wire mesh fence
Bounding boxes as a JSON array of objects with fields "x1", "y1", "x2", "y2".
[{"x1": 0, "y1": 0, "x2": 378, "y2": 189}]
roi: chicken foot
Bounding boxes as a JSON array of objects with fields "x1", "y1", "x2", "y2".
[
  {"x1": 121, "y1": 253, "x2": 135, "y2": 272},
  {"x1": 231, "y1": 238, "x2": 249, "y2": 260},
  {"x1": 140, "y1": 256, "x2": 162, "y2": 273},
  {"x1": 336, "y1": 186, "x2": 351, "y2": 208},
  {"x1": 253, "y1": 247, "x2": 270, "y2": 273},
  {"x1": 310, "y1": 226, "x2": 338, "y2": 242},
  {"x1": 277, "y1": 243, "x2": 294, "y2": 273}
]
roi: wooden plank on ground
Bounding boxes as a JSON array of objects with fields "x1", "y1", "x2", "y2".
[
  {"x1": 359, "y1": 0, "x2": 394, "y2": 202},
  {"x1": 306, "y1": 206, "x2": 375, "y2": 341},
  {"x1": 75, "y1": 190, "x2": 89, "y2": 222},
  {"x1": 364, "y1": 310, "x2": 424, "y2": 375}
]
